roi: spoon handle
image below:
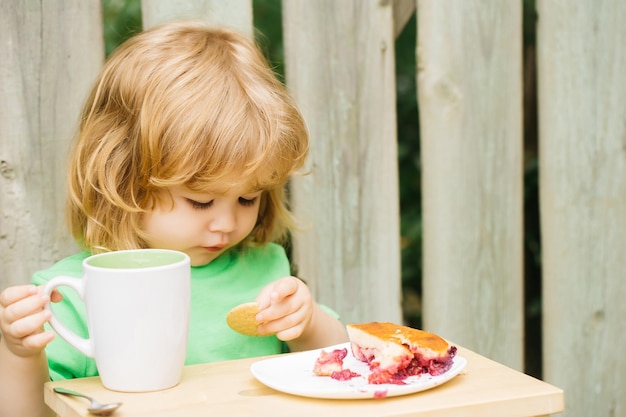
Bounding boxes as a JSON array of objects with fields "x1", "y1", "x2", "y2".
[{"x1": 53, "y1": 387, "x2": 93, "y2": 400}]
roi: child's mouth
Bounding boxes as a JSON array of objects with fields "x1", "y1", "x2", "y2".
[{"x1": 203, "y1": 245, "x2": 226, "y2": 253}]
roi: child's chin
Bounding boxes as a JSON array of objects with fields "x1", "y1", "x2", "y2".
[{"x1": 190, "y1": 250, "x2": 223, "y2": 266}]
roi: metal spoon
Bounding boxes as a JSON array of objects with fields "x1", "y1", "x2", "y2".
[{"x1": 53, "y1": 387, "x2": 122, "y2": 416}]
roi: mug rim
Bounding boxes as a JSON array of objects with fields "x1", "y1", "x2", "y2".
[{"x1": 84, "y1": 249, "x2": 190, "y2": 270}]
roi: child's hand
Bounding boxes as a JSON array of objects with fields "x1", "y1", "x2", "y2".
[
  {"x1": 255, "y1": 277, "x2": 313, "y2": 341},
  {"x1": 0, "y1": 285, "x2": 61, "y2": 357}
]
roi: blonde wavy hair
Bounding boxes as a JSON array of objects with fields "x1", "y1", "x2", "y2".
[{"x1": 67, "y1": 21, "x2": 309, "y2": 253}]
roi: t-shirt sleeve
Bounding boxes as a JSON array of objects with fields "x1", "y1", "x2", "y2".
[
  {"x1": 266, "y1": 244, "x2": 342, "y2": 320},
  {"x1": 319, "y1": 303, "x2": 341, "y2": 320}
]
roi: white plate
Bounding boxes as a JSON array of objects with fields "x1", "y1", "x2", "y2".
[{"x1": 250, "y1": 342, "x2": 467, "y2": 399}]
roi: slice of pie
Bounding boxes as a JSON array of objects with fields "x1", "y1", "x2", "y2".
[{"x1": 347, "y1": 321, "x2": 457, "y2": 384}]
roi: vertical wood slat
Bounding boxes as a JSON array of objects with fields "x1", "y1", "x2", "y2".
[
  {"x1": 141, "y1": 0, "x2": 253, "y2": 35},
  {"x1": 392, "y1": 0, "x2": 416, "y2": 38},
  {"x1": 538, "y1": 1, "x2": 626, "y2": 416},
  {"x1": 417, "y1": 0, "x2": 524, "y2": 370},
  {"x1": 283, "y1": 0, "x2": 403, "y2": 325},
  {"x1": 0, "y1": 1, "x2": 102, "y2": 288}
]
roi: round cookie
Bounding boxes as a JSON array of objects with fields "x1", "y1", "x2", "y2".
[{"x1": 226, "y1": 302, "x2": 263, "y2": 336}]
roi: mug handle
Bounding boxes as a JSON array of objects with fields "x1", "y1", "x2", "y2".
[{"x1": 42, "y1": 276, "x2": 94, "y2": 357}]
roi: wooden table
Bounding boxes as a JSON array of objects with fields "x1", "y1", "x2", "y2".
[{"x1": 44, "y1": 346, "x2": 564, "y2": 417}]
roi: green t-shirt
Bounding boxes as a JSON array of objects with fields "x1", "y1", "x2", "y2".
[{"x1": 32, "y1": 243, "x2": 293, "y2": 381}]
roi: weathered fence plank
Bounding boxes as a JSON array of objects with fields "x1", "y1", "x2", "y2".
[
  {"x1": 393, "y1": 0, "x2": 415, "y2": 38},
  {"x1": 0, "y1": 1, "x2": 102, "y2": 287},
  {"x1": 141, "y1": 0, "x2": 252, "y2": 34},
  {"x1": 417, "y1": 0, "x2": 524, "y2": 371},
  {"x1": 538, "y1": 1, "x2": 626, "y2": 416},
  {"x1": 283, "y1": 0, "x2": 403, "y2": 325}
]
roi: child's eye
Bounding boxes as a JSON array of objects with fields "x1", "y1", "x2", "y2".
[
  {"x1": 187, "y1": 199, "x2": 213, "y2": 210},
  {"x1": 238, "y1": 197, "x2": 257, "y2": 207}
]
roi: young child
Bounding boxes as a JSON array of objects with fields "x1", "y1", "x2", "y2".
[{"x1": 0, "y1": 21, "x2": 347, "y2": 417}]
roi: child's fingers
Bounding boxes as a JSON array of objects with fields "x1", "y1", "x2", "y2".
[
  {"x1": 261, "y1": 315, "x2": 306, "y2": 341},
  {"x1": 49, "y1": 289, "x2": 64, "y2": 303},
  {"x1": 1, "y1": 291, "x2": 49, "y2": 325},
  {"x1": 256, "y1": 296, "x2": 294, "y2": 323},
  {"x1": 256, "y1": 277, "x2": 300, "y2": 310},
  {"x1": 258, "y1": 302, "x2": 308, "y2": 336},
  {"x1": 22, "y1": 330, "x2": 56, "y2": 351},
  {"x1": 0, "y1": 285, "x2": 56, "y2": 357},
  {"x1": 0, "y1": 285, "x2": 38, "y2": 307},
  {"x1": 268, "y1": 277, "x2": 299, "y2": 302},
  {"x1": 274, "y1": 325, "x2": 303, "y2": 341},
  {"x1": 254, "y1": 286, "x2": 273, "y2": 310},
  {"x1": 7, "y1": 309, "x2": 51, "y2": 339},
  {"x1": 257, "y1": 278, "x2": 311, "y2": 321},
  {"x1": 36, "y1": 286, "x2": 63, "y2": 303}
]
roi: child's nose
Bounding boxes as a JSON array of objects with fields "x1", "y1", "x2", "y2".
[{"x1": 208, "y1": 209, "x2": 236, "y2": 233}]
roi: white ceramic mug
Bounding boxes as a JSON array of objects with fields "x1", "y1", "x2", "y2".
[{"x1": 43, "y1": 249, "x2": 191, "y2": 392}]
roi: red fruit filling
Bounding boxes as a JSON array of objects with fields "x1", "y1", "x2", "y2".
[
  {"x1": 330, "y1": 369, "x2": 361, "y2": 381},
  {"x1": 365, "y1": 346, "x2": 457, "y2": 384},
  {"x1": 314, "y1": 345, "x2": 457, "y2": 386},
  {"x1": 313, "y1": 348, "x2": 348, "y2": 376}
]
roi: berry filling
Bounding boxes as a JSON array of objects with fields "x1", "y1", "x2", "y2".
[{"x1": 360, "y1": 345, "x2": 457, "y2": 384}]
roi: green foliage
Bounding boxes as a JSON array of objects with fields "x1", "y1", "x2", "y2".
[
  {"x1": 394, "y1": 14, "x2": 422, "y2": 328},
  {"x1": 253, "y1": 0, "x2": 285, "y2": 82},
  {"x1": 102, "y1": 0, "x2": 142, "y2": 56}
]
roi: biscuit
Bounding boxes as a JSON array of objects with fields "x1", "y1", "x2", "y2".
[{"x1": 226, "y1": 302, "x2": 263, "y2": 336}]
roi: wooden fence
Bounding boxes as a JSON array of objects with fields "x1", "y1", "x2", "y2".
[{"x1": 1, "y1": 1, "x2": 625, "y2": 416}]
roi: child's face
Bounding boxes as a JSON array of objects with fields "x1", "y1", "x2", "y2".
[{"x1": 141, "y1": 184, "x2": 263, "y2": 267}]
